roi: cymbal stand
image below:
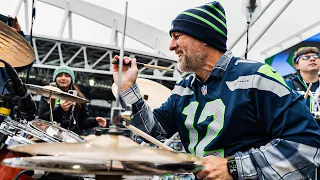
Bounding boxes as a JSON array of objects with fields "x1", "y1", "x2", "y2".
[
  {"x1": 48, "y1": 91, "x2": 54, "y2": 123},
  {"x1": 110, "y1": 0, "x2": 128, "y2": 134}
]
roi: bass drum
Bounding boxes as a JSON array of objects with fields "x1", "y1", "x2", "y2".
[
  {"x1": 0, "y1": 136, "x2": 33, "y2": 180},
  {"x1": 29, "y1": 119, "x2": 86, "y2": 143}
]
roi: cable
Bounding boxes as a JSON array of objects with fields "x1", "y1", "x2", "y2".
[
  {"x1": 13, "y1": 170, "x2": 34, "y2": 180},
  {"x1": 25, "y1": 0, "x2": 36, "y2": 84},
  {"x1": 1, "y1": 79, "x2": 11, "y2": 95},
  {"x1": 244, "y1": 21, "x2": 250, "y2": 59}
]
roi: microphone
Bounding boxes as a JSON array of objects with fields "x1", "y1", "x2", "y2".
[{"x1": 0, "y1": 59, "x2": 36, "y2": 121}]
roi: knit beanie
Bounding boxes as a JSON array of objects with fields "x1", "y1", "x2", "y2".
[
  {"x1": 169, "y1": 1, "x2": 227, "y2": 52},
  {"x1": 53, "y1": 65, "x2": 75, "y2": 83}
]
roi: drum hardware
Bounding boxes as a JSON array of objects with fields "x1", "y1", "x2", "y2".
[
  {"x1": 29, "y1": 119, "x2": 86, "y2": 143},
  {"x1": 5, "y1": 135, "x2": 35, "y2": 145},
  {"x1": 0, "y1": 119, "x2": 60, "y2": 143}
]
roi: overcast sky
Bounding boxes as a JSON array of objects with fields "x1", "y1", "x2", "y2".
[
  {"x1": 2, "y1": 0, "x2": 320, "y2": 62},
  {"x1": 1, "y1": 0, "x2": 213, "y2": 56}
]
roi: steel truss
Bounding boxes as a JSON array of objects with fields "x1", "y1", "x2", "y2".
[{"x1": 31, "y1": 35, "x2": 180, "y2": 82}]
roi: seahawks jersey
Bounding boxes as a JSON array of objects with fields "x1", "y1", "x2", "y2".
[
  {"x1": 120, "y1": 51, "x2": 320, "y2": 178},
  {"x1": 124, "y1": 51, "x2": 318, "y2": 156}
]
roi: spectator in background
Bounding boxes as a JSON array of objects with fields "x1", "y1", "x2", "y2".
[
  {"x1": 286, "y1": 47, "x2": 320, "y2": 118},
  {"x1": 38, "y1": 65, "x2": 106, "y2": 135},
  {"x1": 285, "y1": 47, "x2": 320, "y2": 180}
]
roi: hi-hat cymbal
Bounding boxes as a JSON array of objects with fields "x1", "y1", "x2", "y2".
[
  {"x1": 26, "y1": 84, "x2": 89, "y2": 103},
  {"x1": 8, "y1": 135, "x2": 201, "y2": 163},
  {"x1": 112, "y1": 78, "x2": 171, "y2": 110},
  {"x1": 0, "y1": 21, "x2": 35, "y2": 67},
  {"x1": 3, "y1": 156, "x2": 203, "y2": 175},
  {"x1": 83, "y1": 134, "x2": 139, "y2": 148}
]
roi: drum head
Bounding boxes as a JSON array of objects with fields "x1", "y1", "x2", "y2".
[{"x1": 29, "y1": 120, "x2": 86, "y2": 143}]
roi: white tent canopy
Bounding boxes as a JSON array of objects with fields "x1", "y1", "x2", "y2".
[{"x1": 2, "y1": 0, "x2": 320, "y2": 62}]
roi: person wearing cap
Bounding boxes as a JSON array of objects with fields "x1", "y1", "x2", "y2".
[
  {"x1": 113, "y1": 1, "x2": 320, "y2": 180},
  {"x1": 38, "y1": 65, "x2": 106, "y2": 135}
]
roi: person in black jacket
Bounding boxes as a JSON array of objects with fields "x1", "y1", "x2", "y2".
[
  {"x1": 285, "y1": 47, "x2": 320, "y2": 111},
  {"x1": 38, "y1": 65, "x2": 106, "y2": 135}
]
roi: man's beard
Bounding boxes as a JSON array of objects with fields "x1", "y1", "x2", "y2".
[{"x1": 177, "y1": 51, "x2": 207, "y2": 73}]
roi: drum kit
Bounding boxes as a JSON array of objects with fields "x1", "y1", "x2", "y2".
[{"x1": 0, "y1": 12, "x2": 202, "y2": 180}]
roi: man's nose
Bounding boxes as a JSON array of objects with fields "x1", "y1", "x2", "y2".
[{"x1": 169, "y1": 39, "x2": 177, "y2": 51}]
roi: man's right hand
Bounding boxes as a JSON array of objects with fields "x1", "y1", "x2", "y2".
[
  {"x1": 61, "y1": 101, "x2": 73, "y2": 111},
  {"x1": 112, "y1": 55, "x2": 138, "y2": 92}
]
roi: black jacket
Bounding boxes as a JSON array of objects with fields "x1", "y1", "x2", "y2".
[{"x1": 38, "y1": 96, "x2": 98, "y2": 135}]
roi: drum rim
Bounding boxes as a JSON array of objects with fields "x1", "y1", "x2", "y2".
[{"x1": 29, "y1": 119, "x2": 86, "y2": 143}]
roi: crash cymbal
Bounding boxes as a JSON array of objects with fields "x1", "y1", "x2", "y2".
[
  {"x1": 25, "y1": 84, "x2": 89, "y2": 103},
  {"x1": 0, "y1": 21, "x2": 34, "y2": 67},
  {"x1": 112, "y1": 78, "x2": 171, "y2": 110},
  {"x1": 2, "y1": 156, "x2": 203, "y2": 175},
  {"x1": 8, "y1": 136, "x2": 201, "y2": 163}
]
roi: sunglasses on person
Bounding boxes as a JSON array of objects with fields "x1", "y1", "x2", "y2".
[{"x1": 295, "y1": 53, "x2": 320, "y2": 63}]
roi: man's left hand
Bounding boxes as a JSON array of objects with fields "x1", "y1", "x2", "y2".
[
  {"x1": 96, "y1": 117, "x2": 107, "y2": 127},
  {"x1": 10, "y1": 17, "x2": 21, "y2": 32},
  {"x1": 196, "y1": 156, "x2": 233, "y2": 180}
]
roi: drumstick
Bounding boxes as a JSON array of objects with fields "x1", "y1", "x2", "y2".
[
  {"x1": 123, "y1": 122, "x2": 174, "y2": 151},
  {"x1": 112, "y1": 58, "x2": 174, "y2": 71},
  {"x1": 304, "y1": 83, "x2": 312, "y2": 99}
]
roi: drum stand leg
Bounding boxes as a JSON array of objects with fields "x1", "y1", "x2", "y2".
[{"x1": 95, "y1": 175, "x2": 122, "y2": 180}]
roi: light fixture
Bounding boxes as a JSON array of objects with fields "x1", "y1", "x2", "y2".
[{"x1": 89, "y1": 79, "x2": 95, "y2": 86}]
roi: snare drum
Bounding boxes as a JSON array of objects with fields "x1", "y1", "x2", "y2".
[
  {"x1": 0, "y1": 119, "x2": 58, "y2": 143},
  {"x1": 29, "y1": 120, "x2": 86, "y2": 143}
]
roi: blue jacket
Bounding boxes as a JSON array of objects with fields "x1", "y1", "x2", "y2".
[{"x1": 285, "y1": 74, "x2": 320, "y2": 110}]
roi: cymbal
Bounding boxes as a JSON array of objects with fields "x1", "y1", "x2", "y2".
[
  {"x1": 0, "y1": 21, "x2": 35, "y2": 67},
  {"x1": 82, "y1": 134, "x2": 139, "y2": 148},
  {"x1": 26, "y1": 84, "x2": 89, "y2": 103},
  {"x1": 8, "y1": 134, "x2": 138, "y2": 154},
  {"x1": 2, "y1": 156, "x2": 203, "y2": 175},
  {"x1": 8, "y1": 135, "x2": 201, "y2": 163},
  {"x1": 112, "y1": 78, "x2": 171, "y2": 110}
]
